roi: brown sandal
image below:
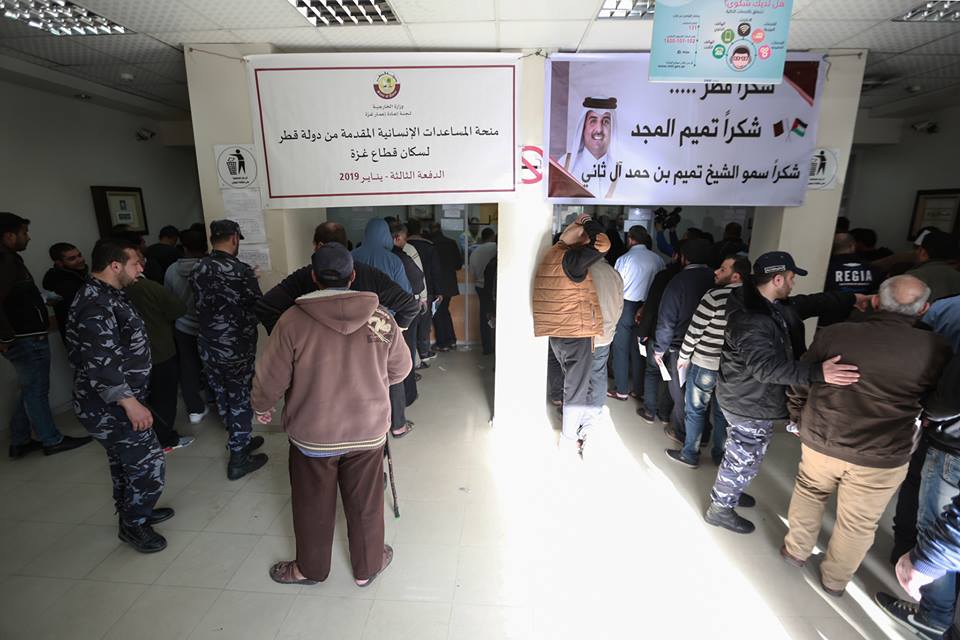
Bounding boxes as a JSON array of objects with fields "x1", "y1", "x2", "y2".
[
  {"x1": 269, "y1": 560, "x2": 318, "y2": 585},
  {"x1": 355, "y1": 545, "x2": 394, "y2": 587}
]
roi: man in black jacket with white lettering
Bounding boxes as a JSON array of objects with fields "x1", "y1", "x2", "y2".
[
  {"x1": 255, "y1": 222, "x2": 420, "y2": 333},
  {"x1": 705, "y1": 251, "x2": 863, "y2": 534}
]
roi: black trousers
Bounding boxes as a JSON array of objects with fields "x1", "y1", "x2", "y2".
[
  {"x1": 664, "y1": 350, "x2": 686, "y2": 438},
  {"x1": 891, "y1": 437, "x2": 930, "y2": 562},
  {"x1": 547, "y1": 345, "x2": 564, "y2": 403},
  {"x1": 148, "y1": 355, "x2": 181, "y2": 448},
  {"x1": 174, "y1": 329, "x2": 205, "y2": 415},
  {"x1": 476, "y1": 286, "x2": 495, "y2": 354},
  {"x1": 416, "y1": 305, "x2": 432, "y2": 357},
  {"x1": 432, "y1": 296, "x2": 457, "y2": 347}
]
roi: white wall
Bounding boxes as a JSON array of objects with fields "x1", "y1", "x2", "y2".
[
  {"x1": 0, "y1": 79, "x2": 204, "y2": 414},
  {"x1": 846, "y1": 105, "x2": 960, "y2": 252}
]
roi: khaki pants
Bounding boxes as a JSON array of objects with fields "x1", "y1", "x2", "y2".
[{"x1": 784, "y1": 444, "x2": 908, "y2": 591}]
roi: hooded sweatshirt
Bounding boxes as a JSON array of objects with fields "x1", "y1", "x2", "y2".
[
  {"x1": 251, "y1": 289, "x2": 412, "y2": 456},
  {"x1": 352, "y1": 219, "x2": 411, "y2": 294},
  {"x1": 164, "y1": 257, "x2": 201, "y2": 335}
]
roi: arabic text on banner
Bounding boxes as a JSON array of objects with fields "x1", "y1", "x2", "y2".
[
  {"x1": 650, "y1": 0, "x2": 793, "y2": 84},
  {"x1": 246, "y1": 53, "x2": 519, "y2": 209},
  {"x1": 545, "y1": 52, "x2": 825, "y2": 206}
]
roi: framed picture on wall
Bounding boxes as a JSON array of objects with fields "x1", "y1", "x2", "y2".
[
  {"x1": 908, "y1": 189, "x2": 960, "y2": 240},
  {"x1": 407, "y1": 205, "x2": 434, "y2": 220},
  {"x1": 91, "y1": 186, "x2": 149, "y2": 237}
]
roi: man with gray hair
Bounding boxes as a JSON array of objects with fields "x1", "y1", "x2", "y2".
[{"x1": 780, "y1": 275, "x2": 951, "y2": 597}]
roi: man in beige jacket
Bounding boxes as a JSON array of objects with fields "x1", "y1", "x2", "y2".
[{"x1": 252, "y1": 243, "x2": 411, "y2": 587}]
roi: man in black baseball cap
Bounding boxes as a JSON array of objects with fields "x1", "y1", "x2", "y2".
[
  {"x1": 209, "y1": 219, "x2": 245, "y2": 242},
  {"x1": 705, "y1": 250, "x2": 864, "y2": 535}
]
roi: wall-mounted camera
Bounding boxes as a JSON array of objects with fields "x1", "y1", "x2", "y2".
[
  {"x1": 135, "y1": 128, "x2": 156, "y2": 141},
  {"x1": 911, "y1": 120, "x2": 939, "y2": 134}
]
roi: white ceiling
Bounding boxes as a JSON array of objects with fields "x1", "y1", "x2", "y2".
[{"x1": 1, "y1": 0, "x2": 959, "y2": 118}]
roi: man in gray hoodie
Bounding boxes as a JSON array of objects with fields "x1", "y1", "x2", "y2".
[
  {"x1": 252, "y1": 243, "x2": 411, "y2": 586},
  {"x1": 164, "y1": 228, "x2": 209, "y2": 425}
]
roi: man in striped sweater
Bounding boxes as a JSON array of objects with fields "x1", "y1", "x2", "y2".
[{"x1": 666, "y1": 255, "x2": 751, "y2": 468}]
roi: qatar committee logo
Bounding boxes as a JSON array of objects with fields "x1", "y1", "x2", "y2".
[{"x1": 374, "y1": 72, "x2": 400, "y2": 99}]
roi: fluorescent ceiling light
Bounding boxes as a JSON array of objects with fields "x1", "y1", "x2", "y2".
[
  {"x1": 286, "y1": 0, "x2": 398, "y2": 26},
  {"x1": 0, "y1": 0, "x2": 127, "y2": 35},
  {"x1": 597, "y1": 0, "x2": 656, "y2": 20},
  {"x1": 894, "y1": 1, "x2": 960, "y2": 21}
]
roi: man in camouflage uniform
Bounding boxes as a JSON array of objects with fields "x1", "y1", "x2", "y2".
[
  {"x1": 190, "y1": 220, "x2": 267, "y2": 480},
  {"x1": 67, "y1": 238, "x2": 173, "y2": 553}
]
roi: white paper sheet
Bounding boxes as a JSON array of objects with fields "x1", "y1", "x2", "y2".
[
  {"x1": 637, "y1": 337, "x2": 647, "y2": 357},
  {"x1": 222, "y1": 188, "x2": 267, "y2": 244},
  {"x1": 441, "y1": 218, "x2": 465, "y2": 231},
  {"x1": 238, "y1": 243, "x2": 272, "y2": 272}
]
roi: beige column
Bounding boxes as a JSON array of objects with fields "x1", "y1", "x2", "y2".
[
  {"x1": 492, "y1": 54, "x2": 555, "y2": 431},
  {"x1": 184, "y1": 43, "x2": 326, "y2": 292}
]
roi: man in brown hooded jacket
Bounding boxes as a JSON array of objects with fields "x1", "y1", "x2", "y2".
[{"x1": 252, "y1": 243, "x2": 411, "y2": 587}]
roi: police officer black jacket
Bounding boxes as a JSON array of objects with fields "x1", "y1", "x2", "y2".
[{"x1": 716, "y1": 284, "x2": 855, "y2": 420}]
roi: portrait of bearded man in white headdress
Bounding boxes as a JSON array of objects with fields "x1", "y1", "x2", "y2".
[{"x1": 560, "y1": 96, "x2": 619, "y2": 199}]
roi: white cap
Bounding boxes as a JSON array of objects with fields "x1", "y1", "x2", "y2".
[{"x1": 915, "y1": 229, "x2": 933, "y2": 247}]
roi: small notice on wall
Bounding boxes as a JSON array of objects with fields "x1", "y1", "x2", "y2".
[
  {"x1": 238, "y1": 243, "x2": 272, "y2": 272},
  {"x1": 221, "y1": 188, "x2": 267, "y2": 243},
  {"x1": 807, "y1": 148, "x2": 840, "y2": 191},
  {"x1": 215, "y1": 144, "x2": 259, "y2": 189}
]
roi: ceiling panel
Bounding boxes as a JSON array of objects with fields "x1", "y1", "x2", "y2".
[
  {"x1": 836, "y1": 21, "x2": 960, "y2": 52},
  {"x1": 918, "y1": 60, "x2": 960, "y2": 78},
  {"x1": 142, "y1": 82, "x2": 191, "y2": 108},
  {"x1": 0, "y1": 45, "x2": 60, "y2": 66},
  {"x1": 82, "y1": 34, "x2": 184, "y2": 62},
  {"x1": 315, "y1": 25, "x2": 413, "y2": 49},
  {"x1": 2, "y1": 36, "x2": 119, "y2": 65},
  {"x1": 136, "y1": 60, "x2": 188, "y2": 82},
  {"x1": 499, "y1": 20, "x2": 589, "y2": 50},
  {"x1": 909, "y1": 32, "x2": 960, "y2": 55},
  {"x1": 858, "y1": 94, "x2": 892, "y2": 109},
  {"x1": 151, "y1": 30, "x2": 241, "y2": 47},
  {"x1": 865, "y1": 51, "x2": 897, "y2": 66},
  {"x1": 794, "y1": 0, "x2": 917, "y2": 21},
  {"x1": 498, "y1": 0, "x2": 600, "y2": 21},
  {"x1": 791, "y1": 0, "x2": 815, "y2": 15},
  {"x1": 230, "y1": 27, "x2": 330, "y2": 50},
  {"x1": 867, "y1": 53, "x2": 960, "y2": 78},
  {"x1": 389, "y1": 0, "x2": 495, "y2": 23},
  {"x1": 0, "y1": 17, "x2": 50, "y2": 38},
  {"x1": 407, "y1": 22, "x2": 497, "y2": 49},
  {"x1": 180, "y1": 0, "x2": 309, "y2": 30},
  {"x1": 79, "y1": 0, "x2": 219, "y2": 33},
  {"x1": 578, "y1": 20, "x2": 653, "y2": 51},
  {"x1": 69, "y1": 62, "x2": 172, "y2": 89},
  {"x1": 786, "y1": 20, "x2": 877, "y2": 49}
]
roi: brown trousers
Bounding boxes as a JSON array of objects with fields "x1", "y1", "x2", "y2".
[
  {"x1": 289, "y1": 443, "x2": 385, "y2": 582},
  {"x1": 784, "y1": 444, "x2": 908, "y2": 591}
]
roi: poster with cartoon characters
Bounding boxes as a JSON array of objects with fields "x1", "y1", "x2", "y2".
[
  {"x1": 246, "y1": 52, "x2": 518, "y2": 208},
  {"x1": 650, "y1": 0, "x2": 793, "y2": 84},
  {"x1": 546, "y1": 52, "x2": 825, "y2": 206}
]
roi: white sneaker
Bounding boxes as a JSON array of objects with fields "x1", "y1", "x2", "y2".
[{"x1": 188, "y1": 408, "x2": 209, "y2": 424}]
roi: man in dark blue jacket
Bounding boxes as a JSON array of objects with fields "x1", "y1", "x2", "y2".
[
  {"x1": 191, "y1": 220, "x2": 267, "y2": 480},
  {"x1": 653, "y1": 238, "x2": 715, "y2": 442}
]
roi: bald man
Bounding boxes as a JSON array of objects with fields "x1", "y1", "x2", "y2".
[{"x1": 780, "y1": 275, "x2": 951, "y2": 598}]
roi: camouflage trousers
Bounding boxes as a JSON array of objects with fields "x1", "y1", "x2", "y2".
[
  {"x1": 75, "y1": 402, "x2": 165, "y2": 526},
  {"x1": 709, "y1": 411, "x2": 774, "y2": 509},
  {"x1": 203, "y1": 356, "x2": 254, "y2": 453}
]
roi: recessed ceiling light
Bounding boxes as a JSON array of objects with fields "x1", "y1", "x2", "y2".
[
  {"x1": 597, "y1": 0, "x2": 656, "y2": 20},
  {"x1": 286, "y1": 0, "x2": 399, "y2": 27},
  {"x1": 894, "y1": 1, "x2": 960, "y2": 22},
  {"x1": 73, "y1": 92, "x2": 90, "y2": 100},
  {"x1": 0, "y1": 0, "x2": 128, "y2": 36}
]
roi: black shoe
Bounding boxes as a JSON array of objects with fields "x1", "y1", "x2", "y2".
[
  {"x1": 9, "y1": 439, "x2": 42, "y2": 459},
  {"x1": 875, "y1": 591, "x2": 946, "y2": 638},
  {"x1": 416, "y1": 360, "x2": 430, "y2": 370},
  {"x1": 148, "y1": 507, "x2": 175, "y2": 525},
  {"x1": 663, "y1": 425, "x2": 682, "y2": 446},
  {"x1": 421, "y1": 351, "x2": 438, "y2": 362},
  {"x1": 118, "y1": 521, "x2": 167, "y2": 553},
  {"x1": 636, "y1": 407, "x2": 656, "y2": 424},
  {"x1": 227, "y1": 451, "x2": 268, "y2": 480},
  {"x1": 244, "y1": 436, "x2": 265, "y2": 454},
  {"x1": 665, "y1": 449, "x2": 698, "y2": 469},
  {"x1": 415, "y1": 373, "x2": 423, "y2": 382},
  {"x1": 704, "y1": 503, "x2": 755, "y2": 534},
  {"x1": 43, "y1": 434, "x2": 93, "y2": 456},
  {"x1": 738, "y1": 492, "x2": 756, "y2": 508}
]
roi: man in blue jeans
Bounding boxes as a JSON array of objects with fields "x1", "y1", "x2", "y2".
[
  {"x1": 666, "y1": 255, "x2": 750, "y2": 468},
  {"x1": 0, "y1": 212, "x2": 91, "y2": 458},
  {"x1": 877, "y1": 350, "x2": 960, "y2": 638}
]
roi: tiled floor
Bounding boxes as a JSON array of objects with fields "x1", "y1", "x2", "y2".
[{"x1": 0, "y1": 349, "x2": 917, "y2": 639}]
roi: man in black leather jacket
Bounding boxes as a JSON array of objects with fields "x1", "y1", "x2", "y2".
[{"x1": 704, "y1": 251, "x2": 863, "y2": 534}]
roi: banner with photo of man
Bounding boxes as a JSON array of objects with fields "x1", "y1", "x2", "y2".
[{"x1": 545, "y1": 52, "x2": 825, "y2": 206}]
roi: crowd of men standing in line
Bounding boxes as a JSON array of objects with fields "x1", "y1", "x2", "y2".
[
  {"x1": 535, "y1": 212, "x2": 960, "y2": 639},
  {"x1": 0, "y1": 211, "x2": 469, "y2": 587}
]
